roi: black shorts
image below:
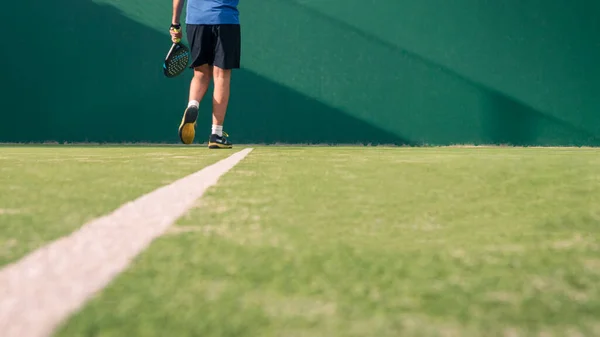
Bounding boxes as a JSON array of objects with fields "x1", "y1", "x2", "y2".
[{"x1": 186, "y1": 24, "x2": 241, "y2": 70}]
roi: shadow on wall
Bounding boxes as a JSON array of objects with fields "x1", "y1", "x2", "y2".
[
  {"x1": 0, "y1": 0, "x2": 408, "y2": 145},
  {"x1": 2, "y1": 0, "x2": 597, "y2": 146},
  {"x1": 239, "y1": 0, "x2": 600, "y2": 146},
  {"x1": 484, "y1": 91, "x2": 600, "y2": 146}
]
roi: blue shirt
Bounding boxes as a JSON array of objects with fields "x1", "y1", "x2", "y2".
[{"x1": 186, "y1": 0, "x2": 240, "y2": 25}]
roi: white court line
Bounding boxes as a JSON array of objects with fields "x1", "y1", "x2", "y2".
[{"x1": 0, "y1": 148, "x2": 253, "y2": 337}]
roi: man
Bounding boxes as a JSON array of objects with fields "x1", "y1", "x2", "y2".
[{"x1": 170, "y1": 0, "x2": 240, "y2": 149}]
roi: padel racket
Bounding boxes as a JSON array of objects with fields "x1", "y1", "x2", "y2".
[{"x1": 163, "y1": 40, "x2": 190, "y2": 78}]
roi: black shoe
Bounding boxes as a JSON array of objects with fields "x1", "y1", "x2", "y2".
[
  {"x1": 178, "y1": 105, "x2": 199, "y2": 144},
  {"x1": 208, "y1": 132, "x2": 233, "y2": 149}
]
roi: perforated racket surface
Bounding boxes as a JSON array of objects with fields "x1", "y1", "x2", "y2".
[{"x1": 163, "y1": 42, "x2": 190, "y2": 78}]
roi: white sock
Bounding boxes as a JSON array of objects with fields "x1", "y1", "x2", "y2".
[
  {"x1": 188, "y1": 100, "x2": 199, "y2": 108},
  {"x1": 212, "y1": 124, "x2": 223, "y2": 136}
]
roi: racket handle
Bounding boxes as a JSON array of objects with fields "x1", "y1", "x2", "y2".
[{"x1": 165, "y1": 43, "x2": 177, "y2": 60}]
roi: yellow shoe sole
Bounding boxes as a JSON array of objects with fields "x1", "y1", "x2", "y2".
[
  {"x1": 178, "y1": 106, "x2": 199, "y2": 145},
  {"x1": 179, "y1": 123, "x2": 196, "y2": 145},
  {"x1": 208, "y1": 142, "x2": 233, "y2": 149}
]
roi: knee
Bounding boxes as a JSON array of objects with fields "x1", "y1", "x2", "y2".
[
  {"x1": 193, "y1": 66, "x2": 213, "y2": 83},
  {"x1": 213, "y1": 67, "x2": 231, "y2": 80}
]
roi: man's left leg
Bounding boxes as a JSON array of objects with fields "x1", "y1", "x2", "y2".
[
  {"x1": 179, "y1": 24, "x2": 214, "y2": 144},
  {"x1": 179, "y1": 64, "x2": 212, "y2": 144}
]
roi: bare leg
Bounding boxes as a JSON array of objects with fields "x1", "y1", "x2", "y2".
[
  {"x1": 212, "y1": 66, "x2": 231, "y2": 126},
  {"x1": 179, "y1": 64, "x2": 213, "y2": 144},
  {"x1": 189, "y1": 64, "x2": 213, "y2": 102}
]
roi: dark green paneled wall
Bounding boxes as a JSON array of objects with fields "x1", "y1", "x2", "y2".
[{"x1": 1, "y1": 0, "x2": 598, "y2": 145}]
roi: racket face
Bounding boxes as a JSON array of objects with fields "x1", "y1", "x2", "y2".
[{"x1": 163, "y1": 43, "x2": 190, "y2": 78}]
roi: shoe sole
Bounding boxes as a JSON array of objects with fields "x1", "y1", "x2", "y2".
[
  {"x1": 208, "y1": 142, "x2": 233, "y2": 149},
  {"x1": 178, "y1": 106, "x2": 199, "y2": 145}
]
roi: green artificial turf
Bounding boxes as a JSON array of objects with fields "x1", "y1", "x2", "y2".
[
  {"x1": 0, "y1": 146, "x2": 232, "y2": 266},
  {"x1": 47, "y1": 146, "x2": 600, "y2": 336}
]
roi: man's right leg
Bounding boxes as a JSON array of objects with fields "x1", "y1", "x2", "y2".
[
  {"x1": 178, "y1": 65, "x2": 212, "y2": 144},
  {"x1": 208, "y1": 66, "x2": 233, "y2": 149},
  {"x1": 207, "y1": 24, "x2": 240, "y2": 149}
]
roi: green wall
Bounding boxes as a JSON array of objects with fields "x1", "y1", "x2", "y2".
[{"x1": 1, "y1": 0, "x2": 599, "y2": 146}]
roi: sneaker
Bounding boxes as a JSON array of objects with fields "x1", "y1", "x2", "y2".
[
  {"x1": 178, "y1": 105, "x2": 199, "y2": 144},
  {"x1": 208, "y1": 132, "x2": 233, "y2": 149}
]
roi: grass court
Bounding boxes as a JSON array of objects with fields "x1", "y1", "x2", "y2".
[{"x1": 1, "y1": 145, "x2": 599, "y2": 336}]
